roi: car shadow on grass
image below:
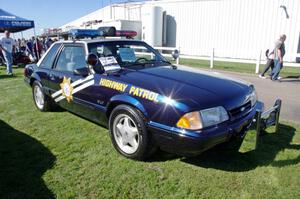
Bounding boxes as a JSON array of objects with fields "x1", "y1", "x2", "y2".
[
  {"x1": 0, "y1": 119, "x2": 56, "y2": 199},
  {"x1": 181, "y1": 123, "x2": 300, "y2": 172},
  {"x1": 150, "y1": 123, "x2": 299, "y2": 171}
]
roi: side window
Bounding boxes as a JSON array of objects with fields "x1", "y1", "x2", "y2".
[
  {"x1": 55, "y1": 46, "x2": 86, "y2": 72},
  {"x1": 39, "y1": 44, "x2": 61, "y2": 69}
]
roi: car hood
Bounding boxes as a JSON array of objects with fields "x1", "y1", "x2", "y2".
[{"x1": 116, "y1": 65, "x2": 252, "y2": 111}]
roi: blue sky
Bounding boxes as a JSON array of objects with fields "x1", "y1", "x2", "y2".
[{"x1": 0, "y1": 0, "x2": 138, "y2": 38}]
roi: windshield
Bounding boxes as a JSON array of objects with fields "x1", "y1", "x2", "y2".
[{"x1": 88, "y1": 40, "x2": 168, "y2": 68}]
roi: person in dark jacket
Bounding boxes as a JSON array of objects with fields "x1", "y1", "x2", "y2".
[
  {"x1": 33, "y1": 37, "x2": 43, "y2": 61},
  {"x1": 259, "y1": 49, "x2": 274, "y2": 79}
]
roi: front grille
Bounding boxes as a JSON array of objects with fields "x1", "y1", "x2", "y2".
[{"x1": 229, "y1": 101, "x2": 252, "y2": 120}]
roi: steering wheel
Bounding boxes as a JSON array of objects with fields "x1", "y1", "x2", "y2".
[{"x1": 135, "y1": 57, "x2": 150, "y2": 63}]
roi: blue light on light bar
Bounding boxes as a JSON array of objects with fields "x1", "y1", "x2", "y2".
[
  {"x1": 69, "y1": 29, "x2": 100, "y2": 38},
  {"x1": 69, "y1": 27, "x2": 117, "y2": 38},
  {"x1": 69, "y1": 27, "x2": 137, "y2": 39}
]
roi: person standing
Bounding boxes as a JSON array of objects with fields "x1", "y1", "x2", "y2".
[
  {"x1": 17, "y1": 38, "x2": 22, "y2": 52},
  {"x1": 0, "y1": 30, "x2": 16, "y2": 75},
  {"x1": 26, "y1": 38, "x2": 35, "y2": 61},
  {"x1": 271, "y1": 34, "x2": 286, "y2": 81},
  {"x1": 33, "y1": 37, "x2": 43, "y2": 61},
  {"x1": 20, "y1": 38, "x2": 27, "y2": 52},
  {"x1": 45, "y1": 37, "x2": 53, "y2": 50}
]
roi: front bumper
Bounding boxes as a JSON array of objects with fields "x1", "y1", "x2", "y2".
[
  {"x1": 148, "y1": 99, "x2": 281, "y2": 155},
  {"x1": 254, "y1": 99, "x2": 282, "y2": 149}
]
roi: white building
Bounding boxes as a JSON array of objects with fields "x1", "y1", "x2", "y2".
[{"x1": 61, "y1": 0, "x2": 300, "y2": 63}]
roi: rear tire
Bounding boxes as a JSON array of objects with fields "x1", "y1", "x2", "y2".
[
  {"x1": 109, "y1": 104, "x2": 155, "y2": 160},
  {"x1": 32, "y1": 81, "x2": 54, "y2": 112}
]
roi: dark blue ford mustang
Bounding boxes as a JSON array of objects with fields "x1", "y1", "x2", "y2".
[{"x1": 24, "y1": 39, "x2": 262, "y2": 160}]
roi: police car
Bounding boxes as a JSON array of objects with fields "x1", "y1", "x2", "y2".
[{"x1": 24, "y1": 27, "x2": 281, "y2": 160}]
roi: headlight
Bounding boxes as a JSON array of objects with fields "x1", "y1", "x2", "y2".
[
  {"x1": 176, "y1": 106, "x2": 229, "y2": 130},
  {"x1": 249, "y1": 88, "x2": 257, "y2": 107},
  {"x1": 200, "y1": 106, "x2": 229, "y2": 128},
  {"x1": 176, "y1": 111, "x2": 202, "y2": 130}
]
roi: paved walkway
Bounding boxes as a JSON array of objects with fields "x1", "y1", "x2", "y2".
[{"x1": 212, "y1": 70, "x2": 300, "y2": 123}]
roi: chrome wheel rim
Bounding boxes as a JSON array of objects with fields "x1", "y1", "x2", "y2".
[
  {"x1": 113, "y1": 114, "x2": 139, "y2": 154},
  {"x1": 34, "y1": 85, "x2": 44, "y2": 109}
]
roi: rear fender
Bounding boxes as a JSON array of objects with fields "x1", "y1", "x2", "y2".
[{"x1": 30, "y1": 72, "x2": 42, "y2": 86}]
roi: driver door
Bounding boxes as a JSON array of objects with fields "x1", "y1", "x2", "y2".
[{"x1": 49, "y1": 44, "x2": 93, "y2": 116}]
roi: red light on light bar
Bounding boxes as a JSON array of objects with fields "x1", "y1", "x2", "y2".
[{"x1": 115, "y1": 30, "x2": 137, "y2": 38}]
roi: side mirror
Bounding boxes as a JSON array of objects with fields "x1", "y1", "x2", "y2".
[
  {"x1": 86, "y1": 53, "x2": 104, "y2": 74},
  {"x1": 172, "y1": 49, "x2": 179, "y2": 60},
  {"x1": 73, "y1": 67, "x2": 90, "y2": 76},
  {"x1": 86, "y1": 53, "x2": 99, "y2": 67}
]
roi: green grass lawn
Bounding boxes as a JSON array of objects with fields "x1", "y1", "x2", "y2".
[
  {"x1": 177, "y1": 58, "x2": 300, "y2": 77},
  {"x1": 0, "y1": 67, "x2": 300, "y2": 199}
]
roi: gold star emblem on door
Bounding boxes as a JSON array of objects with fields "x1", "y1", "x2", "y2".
[{"x1": 60, "y1": 77, "x2": 74, "y2": 103}]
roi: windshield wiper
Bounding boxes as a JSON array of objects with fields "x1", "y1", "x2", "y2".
[
  {"x1": 124, "y1": 60, "x2": 172, "y2": 68},
  {"x1": 124, "y1": 62, "x2": 148, "y2": 68}
]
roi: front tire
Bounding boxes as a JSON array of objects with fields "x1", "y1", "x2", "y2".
[
  {"x1": 32, "y1": 81, "x2": 54, "y2": 112},
  {"x1": 109, "y1": 105, "x2": 154, "y2": 160}
]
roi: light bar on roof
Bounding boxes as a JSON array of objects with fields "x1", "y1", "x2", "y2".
[
  {"x1": 69, "y1": 26, "x2": 137, "y2": 39},
  {"x1": 69, "y1": 29, "x2": 100, "y2": 38}
]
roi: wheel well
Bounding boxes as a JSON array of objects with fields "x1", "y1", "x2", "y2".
[
  {"x1": 106, "y1": 101, "x2": 148, "y2": 121},
  {"x1": 30, "y1": 77, "x2": 37, "y2": 86},
  {"x1": 106, "y1": 101, "x2": 131, "y2": 118}
]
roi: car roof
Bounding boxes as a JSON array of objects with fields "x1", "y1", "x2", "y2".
[{"x1": 54, "y1": 38, "x2": 144, "y2": 45}]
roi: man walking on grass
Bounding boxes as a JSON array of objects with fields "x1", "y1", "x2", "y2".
[{"x1": 0, "y1": 30, "x2": 16, "y2": 76}]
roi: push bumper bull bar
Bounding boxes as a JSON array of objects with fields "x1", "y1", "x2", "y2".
[{"x1": 254, "y1": 99, "x2": 282, "y2": 149}]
